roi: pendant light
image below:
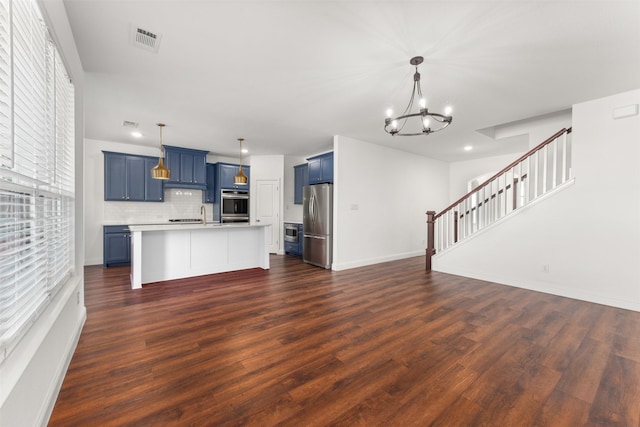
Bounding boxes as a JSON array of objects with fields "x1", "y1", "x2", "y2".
[
  {"x1": 151, "y1": 123, "x2": 171, "y2": 180},
  {"x1": 234, "y1": 138, "x2": 248, "y2": 185}
]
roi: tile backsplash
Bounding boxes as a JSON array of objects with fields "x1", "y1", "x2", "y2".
[{"x1": 104, "y1": 189, "x2": 212, "y2": 223}]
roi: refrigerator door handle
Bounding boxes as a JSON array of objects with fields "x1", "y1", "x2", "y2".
[
  {"x1": 304, "y1": 234, "x2": 325, "y2": 239},
  {"x1": 309, "y1": 193, "x2": 316, "y2": 226}
]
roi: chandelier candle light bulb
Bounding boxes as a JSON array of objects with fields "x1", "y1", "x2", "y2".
[{"x1": 384, "y1": 56, "x2": 453, "y2": 136}]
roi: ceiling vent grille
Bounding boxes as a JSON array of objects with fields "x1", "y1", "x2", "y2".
[
  {"x1": 122, "y1": 120, "x2": 139, "y2": 128},
  {"x1": 131, "y1": 26, "x2": 162, "y2": 53}
]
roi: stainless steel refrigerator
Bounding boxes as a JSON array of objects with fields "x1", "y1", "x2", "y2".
[{"x1": 303, "y1": 183, "x2": 333, "y2": 269}]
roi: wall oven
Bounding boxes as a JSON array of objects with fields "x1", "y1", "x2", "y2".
[{"x1": 221, "y1": 190, "x2": 249, "y2": 223}]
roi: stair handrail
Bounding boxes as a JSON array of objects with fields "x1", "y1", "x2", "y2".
[
  {"x1": 426, "y1": 127, "x2": 572, "y2": 270},
  {"x1": 434, "y1": 127, "x2": 572, "y2": 220}
]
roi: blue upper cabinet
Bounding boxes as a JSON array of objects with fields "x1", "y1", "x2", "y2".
[
  {"x1": 163, "y1": 145, "x2": 208, "y2": 190},
  {"x1": 104, "y1": 153, "x2": 127, "y2": 200},
  {"x1": 217, "y1": 162, "x2": 251, "y2": 191},
  {"x1": 307, "y1": 152, "x2": 333, "y2": 184},
  {"x1": 126, "y1": 156, "x2": 146, "y2": 201},
  {"x1": 104, "y1": 151, "x2": 163, "y2": 202},
  {"x1": 293, "y1": 163, "x2": 308, "y2": 204},
  {"x1": 144, "y1": 157, "x2": 164, "y2": 201},
  {"x1": 203, "y1": 163, "x2": 216, "y2": 203}
]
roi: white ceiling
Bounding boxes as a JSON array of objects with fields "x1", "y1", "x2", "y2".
[{"x1": 62, "y1": 0, "x2": 640, "y2": 162}]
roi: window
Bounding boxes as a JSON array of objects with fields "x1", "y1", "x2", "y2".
[{"x1": 0, "y1": 0, "x2": 75, "y2": 362}]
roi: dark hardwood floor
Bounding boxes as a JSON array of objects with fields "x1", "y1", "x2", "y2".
[{"x1": 49, "y1": 255, "x2": 640, "y2": 426}]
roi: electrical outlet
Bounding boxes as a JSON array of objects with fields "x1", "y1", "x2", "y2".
[{"x1": 542, "y1": 264, "x2": 550, "y2": 273}]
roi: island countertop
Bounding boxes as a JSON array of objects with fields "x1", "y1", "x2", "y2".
[
  {"x1": 129, "y1": 222, "x2": 270, "y2": 289},
  {"x1": 128, "y1": 222, "x2": 265, "y2": 232}
]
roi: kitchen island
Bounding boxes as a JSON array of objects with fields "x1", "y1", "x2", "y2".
[{"x1": 128, "y1": 223, "x2": 270, "y2": 289}]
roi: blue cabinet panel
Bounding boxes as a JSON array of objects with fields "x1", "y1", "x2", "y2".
[
  {"x1": 103, "y1": 225, "x2": 131, "y2": 266},
  {"x1": 194, "y1": 155, "x2": 207, "y2": 184},
  {"x1": 307, "y1": 152, "x2": 333, "y2": 184},
  {"x1": 165, "y1": 149, "x2": 181, "y2": 183},
  {"x1": 104, "y1": 151, "x2": 163, "y2": 202},
  {"x1": 104, "y1": 154, "x2": 127, "y2": 200},
  {"x1": 203, "y1": 163, "x2": 216, "y2": 203},
  {"x1": 163, "y1": 145, "x2": 208, "y2": 190},
  {"x1": 293, "y1": 163, "x2": 308, "y2": 205},
  {"x1": 126, "y1": 156, "x2": 146, "y2": 201},
  {"x1": 217, "y1": 162, "x2": 251, "y2": 191},
  {"x1": 144, "y1": 157, "x2": 164, "y2": 201}
]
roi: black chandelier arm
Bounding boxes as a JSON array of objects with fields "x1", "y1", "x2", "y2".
[{"x1": 384, "y1": 111, "x2": 453, "y2": 136}]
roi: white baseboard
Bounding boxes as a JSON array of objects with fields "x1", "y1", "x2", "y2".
[
  {"x1": 434, "y1": 266, "x2": 640, "y2": 313},
  {"x1": 38, "y1": 306, "x2": 86, "y2": 426},
  {"x1": 332, "y1": 250, "x2": 424, "y2": 271}
]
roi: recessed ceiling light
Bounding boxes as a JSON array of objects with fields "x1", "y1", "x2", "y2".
[
  {"x1": 131, "y1": 131, "x2": 143, "y2": 138},
  {"x1": 241, "y1": 148, "x2": 248, "y2": 154},
  {"x1": 464, "y1": 145, "x2": 473, "y2": 151}
]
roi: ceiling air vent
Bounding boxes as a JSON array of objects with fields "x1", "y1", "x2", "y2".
[
  {"x1": 122, "y1": 120, "x2": 138, "y2": 128},
  {"x1": 131, "y1": 26, "x2": 162, "y2": 53}
]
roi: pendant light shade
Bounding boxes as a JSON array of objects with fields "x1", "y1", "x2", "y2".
[
  {"x1": 234, "y1": 138, "x2": 248, "y2": 185},
  {"x1": 151, "y1": 123, "x2": 171, "y2": 180}
]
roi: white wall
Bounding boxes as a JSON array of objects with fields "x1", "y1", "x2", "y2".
[
  {"x1": 0, "y1": 1, "x2": 87, "y2": 426},
  {"x1": 448, "y1": 111, "x2": 572, "y2": 202},
  {"x1": 333, "y1": 135, "x2": 449, "y2": 271},
  {"x1": 448, "y1": 152, "x2": 524, "y2": 202},
  {"x1": 283, "y1": 155, "x2": 306, "y2": 223},
  {"x1": 434, "y1": 89, "x2": 640, "y2": 311}
]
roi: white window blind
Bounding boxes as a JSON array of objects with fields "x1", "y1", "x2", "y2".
[
  {"x1": 0, "y1": 0, "x2": 75, "y2": 362},
  {"x1": 0, "y1": 0, "x2": 12, "y2": 168}
]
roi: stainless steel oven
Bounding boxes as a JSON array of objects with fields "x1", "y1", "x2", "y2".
[
  {"x1": 221, "y1": 190, "x2": 249, "y2": 223},
  {"x1": 284, "y1": 223, "x2": 299, "y2": 243}
]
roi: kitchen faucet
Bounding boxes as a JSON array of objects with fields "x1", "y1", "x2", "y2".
[{"x1": 200, "y1": 205, "x2": 206, "y2": 225}]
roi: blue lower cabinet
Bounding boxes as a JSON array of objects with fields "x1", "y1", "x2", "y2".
[
  {"x1": 284, "y1": 241, "x2": 299, "y2": 255},
  {"x1": 103, "y1": 225, "x2": 131, "y2": 267},
  {"x1": 284, "y1": 223, "x2": 303, "y2": 256}
]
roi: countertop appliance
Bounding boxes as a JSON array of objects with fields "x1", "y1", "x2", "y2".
[
  {"x1": 303, "y1": 183, "x2": 333, "y2": 269},
  {"x1": 221, "y1": 189, "x2": 249, "y2": 223}
]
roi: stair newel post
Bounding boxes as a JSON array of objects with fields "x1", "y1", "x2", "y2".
[{"x1": 426, "y1": 210, "x2": 436, "y2": 271}]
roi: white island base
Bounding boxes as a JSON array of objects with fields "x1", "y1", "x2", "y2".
[{"x1": 129, "y1": 223, "x2": 270, "y2": 289}]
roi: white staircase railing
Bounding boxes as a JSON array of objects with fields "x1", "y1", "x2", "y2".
[{"x1": 426, "y1": 128, "x2": 572, "y2": 270}]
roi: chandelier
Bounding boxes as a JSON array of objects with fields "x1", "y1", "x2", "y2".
[{"x1": 384, "y1": 56, "x2": 453, "y2": 136}]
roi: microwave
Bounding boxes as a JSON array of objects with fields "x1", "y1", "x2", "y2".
[
  {"x1": 284, "y1": 223, "x2": 299, "y2": 243},
  {"x1": 221, "y1": 190, "x2": 249, "y2": 223}
]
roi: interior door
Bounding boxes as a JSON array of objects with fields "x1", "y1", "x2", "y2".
[{"x1": 255, "y1": 179, "x2": 280, "y2": 254}]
